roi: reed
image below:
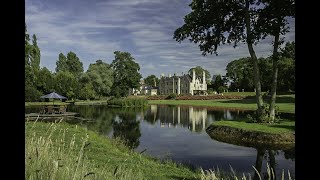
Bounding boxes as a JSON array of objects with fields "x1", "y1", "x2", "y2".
[{"x1": 107, "y1": 97, "x2": 148, "y2": 107}]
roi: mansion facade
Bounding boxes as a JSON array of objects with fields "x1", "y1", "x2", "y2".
[{"x1": 159, "y1": 69, "x2": 207, "y2": 95}]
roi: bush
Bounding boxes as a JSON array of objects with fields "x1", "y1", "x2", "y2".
[
  {"x1": 166, "y1": 93, "x2": 177, "y2": 100},
  {"x1": 107, "y1": 97, "x2": 148, "y2": 107}
]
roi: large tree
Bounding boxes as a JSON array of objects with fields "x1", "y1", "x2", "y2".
[
  {"x1": 55, "y1": 51, "x2": 84, "y2": 78},
  {"x1": 226, "y1": 57, "x2": 255, "y2": 91},
  {"x1": 188, "y1": 66, "x2": 211, "y2": 84},
  {"x1": 110, "y1": 51, "x2": 142, "y2": 97},
  {"x1": 25, "y1": 24, "x2": 42, "y2": 101},
  {"x1": 256, "y1": 0, "x2": 295, "y2": 121},
  {"x1": 55, "y1": 53, "x2": 68, "y2": 73},
  {"x1": 144, "y1": 75, "x2": 159, "y2": 87},
  {"x1": 54, "y1": 71, "x2": 79, "y2": 99},
  {"x1": 87, "y1": 60, "x2": 114, "y2": 97},
  {"x1": 173, "y1": 0, "x2": 294, "y2": 121}
]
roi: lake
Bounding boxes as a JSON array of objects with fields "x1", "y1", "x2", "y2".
[{"x1": 25, "y1": 104, "x2": 295, "y2": 178}]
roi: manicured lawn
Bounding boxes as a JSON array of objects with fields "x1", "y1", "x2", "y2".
[
  {"x1": 148, "y1": 98, "x2": 295, "y2": 113},
  {"x1": 213, "y1": 120, "x2": 295, "y2": 134}
]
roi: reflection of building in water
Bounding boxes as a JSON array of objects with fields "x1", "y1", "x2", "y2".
[{"x1": 145, "y1": 105, "x2": 207, "y2": 132}]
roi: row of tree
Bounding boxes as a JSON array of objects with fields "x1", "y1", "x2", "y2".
[
  {"x1": 25, "y1": 24, "x2": 142, "y2": 101},
  {"x1": 226, "y1": 41, "x2": 295, "y2": 92}
]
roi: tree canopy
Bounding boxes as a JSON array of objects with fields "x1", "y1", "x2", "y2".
[
  {"x1": 144, "y1": 75, "x2": 159, "y2": 87},
  {"x1": 55, "y1": 51, "x2": 84, "y2": 78},
  {"x1": 111, "y1": 51, "x2": 142, "y2": 97},
  {"x1": 188, "y1": 66, "x2": 211, "y2": 84},
  {"x1": 87, "y1": 60, "x2": 114, "y2": 97}
]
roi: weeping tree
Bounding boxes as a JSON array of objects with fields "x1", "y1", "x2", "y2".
[{"x1": 174, "y1": 0, "x2": 294, "y2": 122}]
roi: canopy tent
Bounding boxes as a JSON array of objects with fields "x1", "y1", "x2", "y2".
[
  {"x1": 40, "y1": 92, "x2": 67, "y2": 105},
  {"x1": 40, "y1": 92, "x2": 67, "y2": 99}
]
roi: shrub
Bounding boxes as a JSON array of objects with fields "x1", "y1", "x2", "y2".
[{"x1": 166, "y1": 93, "x2": 177, "y2": 99}]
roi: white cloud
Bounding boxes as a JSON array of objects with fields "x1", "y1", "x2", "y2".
[{"x1": 26, "y1": 0, "x2": 295, "y2": 78}]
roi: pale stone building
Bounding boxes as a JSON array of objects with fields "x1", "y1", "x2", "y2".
[{"x1": 159, "y1": 69, "x2": 207, "y2": 95}]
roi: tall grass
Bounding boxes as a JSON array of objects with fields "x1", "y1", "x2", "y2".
[
  {"x1": 107, "y1": 97, "x2": 148, "y2": 107},
  {"x1": 200, "y1": 165, "x2": 294, "y2": 180},
  {"x1": 25, "y1": 120, "x2": 144, "y2": 180}
]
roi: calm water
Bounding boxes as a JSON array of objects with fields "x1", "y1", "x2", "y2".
[{"x1": 26, "y1": 105, "x2": 295, "y2": 178}]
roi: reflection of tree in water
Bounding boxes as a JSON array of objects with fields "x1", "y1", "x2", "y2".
[
  {"x1": 112, "y1": 108, "x2": 142, "y2": 149},
  {"x1": 253, "y1": 148, "x2": 279, "y2": 180},
  {"x1": 283, "y1": 147, "x2": 295, "y2": 161},
  {"x1": 68, "y1": 105, "x2": 114, "y2": 135},
  {"x1": 206, "y1": 129, "x2": 294, "y2": 180}
]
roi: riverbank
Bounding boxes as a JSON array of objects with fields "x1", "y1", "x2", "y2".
[
  {"x1": 148, "y1": 99, "x2": 295, "y2": 113},
  {"x1": 206, "y1": 120, "x2": 295, "y2": 149},
  {"x1": 26, "y1": 121, "x2": 200, "y2": 179}
]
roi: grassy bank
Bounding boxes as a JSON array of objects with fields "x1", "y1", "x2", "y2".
[
  {"x1": 148, "y1": 99, "x2": 294, "y2": 113},
  {"x1": 212, "y1": 120, "x2": 295, "y2": 134},
  {"x1": 25, "y1": 101, "x2": 69, "y2": 107},
  {"x1": 26, "y1": 121, "x2": 294, "y2": 179},
  {"x1": 25, "y1": 121, "x2": 199, "y2": 179}
]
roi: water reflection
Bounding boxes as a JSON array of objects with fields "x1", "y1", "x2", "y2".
[
  {"x1": 207, "y1": 128, "x2": 295, "y2": 179},
  {"x1": 144, "y1": 105, "x2": 251, "y2": 132},
  {"x1": 112, "y1": 108, "x2": 142, "y2": 149},
  {"x1": 26, "y1": 105, "x2": 294, "y2": 177}
]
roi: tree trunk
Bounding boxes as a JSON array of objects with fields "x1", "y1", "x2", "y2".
[
  {"x1": 245, "y1": 0, "x2": 264, "y2": 120},
  {"x1": 269, "y1": 27, "x2": 280, "y2": 122}
]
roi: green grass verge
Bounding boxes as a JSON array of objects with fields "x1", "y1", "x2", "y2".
[
  {"x1": 25, "y1": 121, "x2": 199, "y2": 180},
  {"x1": 74, "y1": 100, "x2": 109, "y2": 105},
  {"x1": 213, "y1": 120, "x2": 295, "y2": 134},
  {"x1": 148, "y1": 98, "x2": 295, "y2": 113},
  {"x1": 25, "y1": 101, "x2": 69, "y2": 107}
]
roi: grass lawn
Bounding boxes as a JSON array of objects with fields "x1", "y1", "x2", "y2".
[
  {"x1": 25, "y1": 101, "x2": 69, "y2": 107},
  {"x1": 148, "y1": 98, "x2": 295, "y2": 113},
  {"x1": 213, "y1": 120, "x2": 295, "y2": 134},
  {"x1": 25, "y1": 121, "x2": 200, "y2": 180}
]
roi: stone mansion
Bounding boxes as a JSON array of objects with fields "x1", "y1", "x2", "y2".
[{"x1": 159, "y1": 69, "x2": 207, "y2": 95}]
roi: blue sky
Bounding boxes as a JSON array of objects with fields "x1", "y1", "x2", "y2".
[{"x1": 26, "y1": 0, "x2": 295, "y2": 79}]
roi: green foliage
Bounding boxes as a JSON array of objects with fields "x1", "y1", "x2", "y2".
[
  {"x1": 87, "y1": 60, "x2": 114, "y2": 97},
  {"x1": 212, "y1": 75, "x2": 226, "y2": 92},
  {"x1": 217, "y1": 86, "x2": 226, "y2": 94},
  {"x1": 25, "y1": 85, "x2": 42, "y2": 102},
  {"x1": 226, "y1": 42, "x2": 295, "y2": 93},
  {"x1": 26, "y1": 122, "x2": 199, "y2": 179},
  {"x1": 166, "y1": 93, "x2": 177, "y2": 99},
  {"x1": 36, "y1": 67, "x2": 55, "y2": 94},
  {"x1": 188, "y1": 66, "x2": 211, "y2": 84},
  {"x1": 78, "y1": 83, "x2": 96, "y2": 100},
  {"x1": 54, "y1": 71, "x2": 79, "y2": 99},
  {"x1": 144, "y1": 75, "x2": 159, "y2": 87},
  {"x1": 247, "y1": 103, "x2": 281, "y2": 123},
  {"x1": 55, "y1": 51, "x2": 84, "y2": 78},
  {"x1": 55, "y1": 53, "x2": 68, "y2": 72},
  {"x1": 111, "y1": 51, "x2": 142, "y2": 97},
  {"x1": 226, "y1": 57, "x2": 255, "y2": 91},
  {"x1": 108, "y1": 98, "x2": 148, "y2": 107}
]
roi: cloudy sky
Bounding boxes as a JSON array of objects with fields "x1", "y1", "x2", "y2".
[{"x1": 26, "y1": 0, "x2": 295, "y2": 79}]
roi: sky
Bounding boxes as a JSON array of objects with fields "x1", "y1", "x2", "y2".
[{"x1": 25, "y1": 0, "x2": 295, "y2": 79}]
